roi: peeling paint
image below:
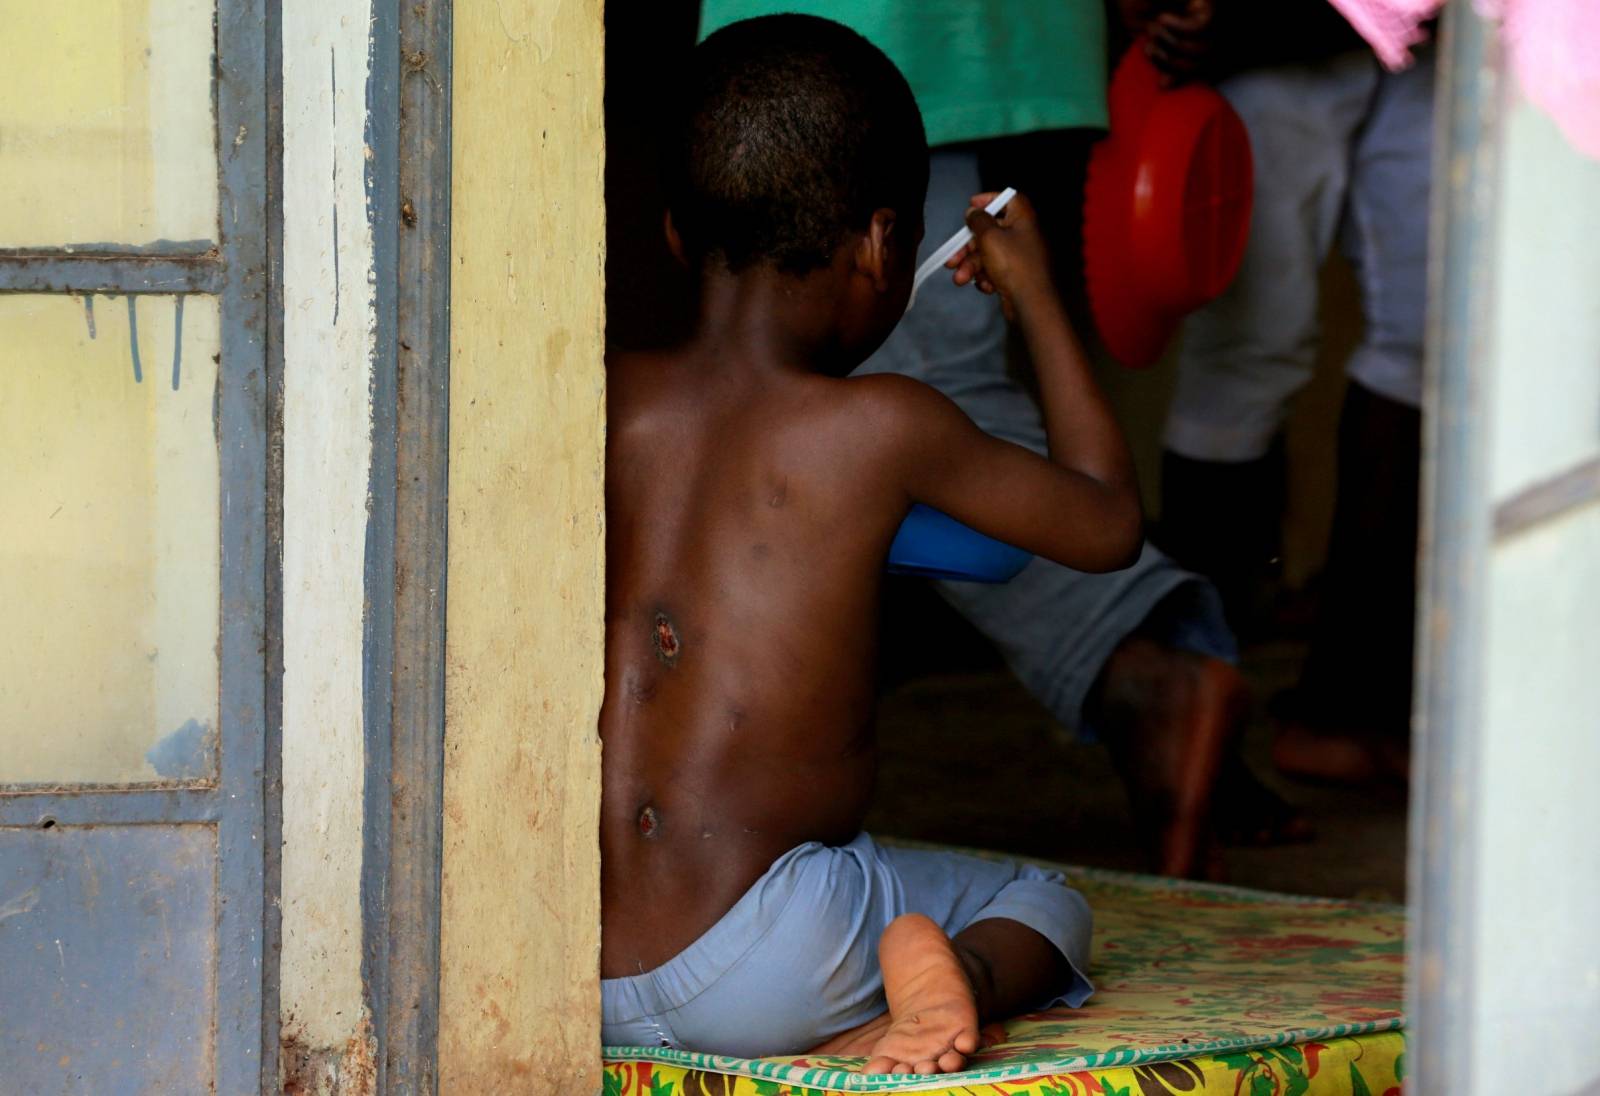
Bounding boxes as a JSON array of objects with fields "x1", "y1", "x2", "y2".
[
  {"x1": 0, "y1": 887, "x2": 40, "y2": 922},
  {"x1": 143, "y1": 717, "x2": 213, "y2": 779},
  {"x1": 279, "y1": 1018, "x2": 377, "y2": 1096}
]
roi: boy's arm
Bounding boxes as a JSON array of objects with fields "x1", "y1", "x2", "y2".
[{"x1": 868, "y1": 194, "x2": 1143, "y2": 573}]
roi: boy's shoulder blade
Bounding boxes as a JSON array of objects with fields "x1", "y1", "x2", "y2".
[{"x1": 838, "y1": 371, "x2": 960, "y2": 441}]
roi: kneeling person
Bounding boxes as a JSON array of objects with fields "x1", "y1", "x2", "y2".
[{"x1": 601, "y1": 14, "x2": 1142, "y2": 1075}]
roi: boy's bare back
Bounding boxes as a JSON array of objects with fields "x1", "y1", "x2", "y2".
[
  {"x1": 601, "y1": 193, "x2": 1142, "y2": 982},
  {"x1": 602, "y1": 342, "x2": 917, "y2": 977}
]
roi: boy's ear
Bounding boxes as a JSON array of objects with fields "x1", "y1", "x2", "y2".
[
  {"x1": 663, "y1": 210, "x2": 689, "y2": 268},
  {"x1": 854, "y1": 208, "x2": 898, "y2": 292}
]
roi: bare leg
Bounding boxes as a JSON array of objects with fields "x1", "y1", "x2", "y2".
[
  {"x1": 813, "y1": 914, "x2": 1067, "y2": 1075},
  {"x1": 1088, "y1": 640, "x2": 1247, "y2": 876},
  {"x1": 1271, "y1": 720, "x2": 1411, "y2": 785}
]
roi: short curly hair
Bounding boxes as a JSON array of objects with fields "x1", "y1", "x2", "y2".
[{"x1": 665, "y1": 14, "x2": 929, "y2": 275}]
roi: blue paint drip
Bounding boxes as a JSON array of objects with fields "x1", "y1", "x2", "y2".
[
  {"x1": 171, "y1": 296, "x2": 185, "y2": 390},
  {"x1": 83, "y1": 295, "x2": 97, "y2": 339},
  {"x1": 332, "y1": 206, "x2": 341, "y2": 325},
  {"x1": 331, "y1": 44, "x2": 341, "y2": 326},
  {"x1": 126, "y1": 296, "x2": 142, "y2": 383}
]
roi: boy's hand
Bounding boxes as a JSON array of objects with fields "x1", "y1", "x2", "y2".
[{"x1": 944, "y1": 191, "x2": 1053, "y2": 322}]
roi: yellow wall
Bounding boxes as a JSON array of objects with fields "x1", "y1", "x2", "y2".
[{"x1": 441, "y1": 0, "x2": 606, "y2": 1090}]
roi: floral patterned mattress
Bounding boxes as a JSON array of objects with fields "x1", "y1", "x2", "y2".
[{"x1": 603, "y1": 850, "x2": 1405, "y2": 1095}]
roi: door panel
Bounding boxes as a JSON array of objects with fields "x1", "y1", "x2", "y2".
[
  {"x1": 0, "y1": 826, "x2": 217, "y2": 1094},
  {"x1": 0, "y1": 3, "x2": 269, "y2": 1093}
]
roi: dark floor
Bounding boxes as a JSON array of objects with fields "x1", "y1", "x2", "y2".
[{"x1": 866, "y1": 605, "x2": 1409, "y2": 903}]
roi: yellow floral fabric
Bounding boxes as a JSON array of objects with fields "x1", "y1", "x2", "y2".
[
  {"x1": 605, "y1": 1032, "x2": 1405, "y2": 1095},
  {"x1": 604, "y1": 854, "x2": 1405, "y2": 1095}
]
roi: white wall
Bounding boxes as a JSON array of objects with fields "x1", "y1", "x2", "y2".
[
  {"x1": 1467, "y1": 95, "x2": 1600, "y2": 1093},
  {"x1": 279, "y1": 1, "x2": 377, "y2": 1089}
]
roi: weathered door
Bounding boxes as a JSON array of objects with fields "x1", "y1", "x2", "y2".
[
  {"x1": 1409, "y1": 6, "x2": 1600, "y2": 1093},
  {"x1": 0, "y1": 3, "x2": 272, "y2": 1092}
]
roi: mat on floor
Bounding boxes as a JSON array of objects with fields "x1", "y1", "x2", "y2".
[{"x1": 603, "y1": 851, "x2": 1406, "y2": 1095}]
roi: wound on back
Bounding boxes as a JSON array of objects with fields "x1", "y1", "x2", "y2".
[
  {"x1": 637, "y1": 805, "x2": 660, "y2": 838},
  {"x1": 652, "y1": 611, "x2": 681, "y2": 666}
]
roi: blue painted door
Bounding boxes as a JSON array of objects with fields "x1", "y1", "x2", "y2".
[{"x1": 0, "y1": 3, "x2": 272, "y2": 1092}]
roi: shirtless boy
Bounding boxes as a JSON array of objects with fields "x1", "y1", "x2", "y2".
[{"x1": 601, "y1": 15, "x2": 1144, "y2": 1074}]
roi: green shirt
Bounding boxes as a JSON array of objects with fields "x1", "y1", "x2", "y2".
[{"x1": 698, "y1": 1, "x2": 1109, "y2": 146}]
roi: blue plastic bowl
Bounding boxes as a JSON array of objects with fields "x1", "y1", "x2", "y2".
[{"x1": 886, "y1": 504, "x2": 1032, "y2": 583}]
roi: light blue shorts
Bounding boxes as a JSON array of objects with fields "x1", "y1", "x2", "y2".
[{"x1": 601, "y1": 832, "x2": 1094, "y2": 1057}]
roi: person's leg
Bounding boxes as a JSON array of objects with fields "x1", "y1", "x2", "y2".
[
  {"x1": 1273, "y1": 384, "x2": 1420, "y2": 781},
  {"x1": 1338, "y1": 48, "x2": 1434, "y2": 416},
  {"x1": 859, "y1": 145, "x2": 1263, "y2": 875},
  {"x1": 1088, "y1": 634, "x2": 1247, "y2": 871},
  {"x1": 1274, "y1": 51, "x2": 1434, "y2": 781},
  {"x1": 1160, "y1": 52, "x2": 1380, "y2": 633}
]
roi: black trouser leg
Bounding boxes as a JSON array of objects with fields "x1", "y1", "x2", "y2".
[
  {"x1": 1157, "y1": 440, "x2": 1287, "y2": 638},
  {"x1": 1290, "y1": 382, "x2": 1421, "y2": 735}
]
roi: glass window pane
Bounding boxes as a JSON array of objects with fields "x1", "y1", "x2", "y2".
[
  {"x1": 0, "y1": 0, "x2": 218, "y2": 248},
  {"x1": 0, "y1": 294, "x2": 221, "y2": 785}
]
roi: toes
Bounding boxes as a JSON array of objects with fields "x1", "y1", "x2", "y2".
[{"x1": 860, "y1": 1023, "x2": 977, "y2": 1076}]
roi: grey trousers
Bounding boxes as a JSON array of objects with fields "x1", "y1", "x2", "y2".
[
  {"x1": 855, "y1": 148, "x2": 1234, "y2": 737},
  {"x1": 1167, "y1": 49, "x2": 1435, "y2": 461}
]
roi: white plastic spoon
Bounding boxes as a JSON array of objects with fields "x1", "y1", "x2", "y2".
[{"x1": 906, "y1": 186, "x2": 1018, "y2": 312}]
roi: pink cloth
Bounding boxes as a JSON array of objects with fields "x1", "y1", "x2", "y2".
[
  {"x1": 1324, "y1": 0, "x2": 1438, "y2": 68},
  {"x1": 1326, "y1": 0, "x2": 1600, "y2": 159}
]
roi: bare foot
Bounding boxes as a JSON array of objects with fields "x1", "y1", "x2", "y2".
[
  {"x1": 1090, "y1": 640, "x2": 1247, "y2": 878},
  {"x1": 1272, "y1": 720, "x2": 1410, "y2": 786},
  {"x1": 812, "y1": 914, "x2": 979, "y2": 1075},
  {"x1": 1212, "y1": 754, "x2": 1316, "y2": 847}
]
